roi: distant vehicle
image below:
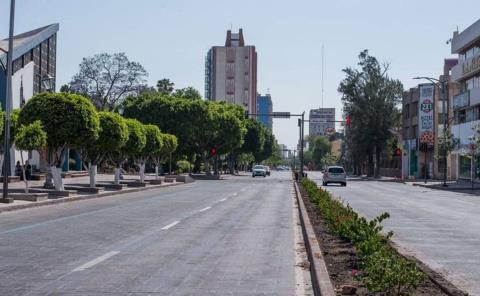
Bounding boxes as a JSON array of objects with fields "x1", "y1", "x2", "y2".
[
  {"x1": 264, "y1": 166, "x2": 271, "y2": 176},
  {"x1": 252, "y1": 165, "x2": 267, "y2": 177},
  {"x1": 322, "y1": 166, "x2": 347, "y2": 186}
]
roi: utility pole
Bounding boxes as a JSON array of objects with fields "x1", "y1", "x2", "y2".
[
  {"x1": 300, "y1": 112, "x2": 305, "y2": 178},
  {"x1": 2, "y1": 0, "x2": 15, "y2": 203}
]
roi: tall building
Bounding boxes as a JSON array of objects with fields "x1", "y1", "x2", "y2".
[
  {"x1": 309, "y1": 108, "x2": 335, "y2": 138},
  {"x1": 450, "y1": 19, "x2": 480, "y2": 180},
  {"x1": 256, "y1": 93, "x2": 272, "y2": 130},
  {"x1": 205, "y1": 29, "x2": 257, "y2": 115},
  {"x1": 0, "y1": 24, "x2": 59, "y2": 175}
]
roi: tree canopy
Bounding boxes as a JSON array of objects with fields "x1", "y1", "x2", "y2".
[
  {"x1": 338, "y1": 50, "x2": 403, "y2": 177},
  {"x1": 69, "y1": 52, "x2": 148, "y2": 111}
]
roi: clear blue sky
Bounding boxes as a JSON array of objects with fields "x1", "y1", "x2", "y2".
[{"x1": 1, "y1": 0, "x2": 479, "y2": 150}]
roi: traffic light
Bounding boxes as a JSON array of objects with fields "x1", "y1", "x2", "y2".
[
  {"x1": 395, "y1": 148, "x2": 401, "y2": 156},
  {"x1": 346, "y1": 115, "x2": 351, "y2": 127},
  {"x1": 211, "y1": 148, "x2": 217, "y2": 156}
]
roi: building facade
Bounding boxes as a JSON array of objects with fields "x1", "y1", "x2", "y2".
[
  {"x1": 309, "y1": 108, "x2": 335, "y2": 138},
  {"x1": 0, "y1": 24, "x2": 59, "y2": 175},
  {"x1": 205, "y1": 29, "x2": 257, "y2": 115},
  {"x1": 256, "y1": 93, "x2": 272, "y2": 130},
  {"x1": 402, "y1": 59, "x2": 459, "y2": 179},
  {"x1": 450, "y1": 19, "x2": 480, "y2": 180}
]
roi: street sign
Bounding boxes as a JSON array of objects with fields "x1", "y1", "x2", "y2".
[{"x1": 272, "y1": 112, "x2": 291, "y2": 118}]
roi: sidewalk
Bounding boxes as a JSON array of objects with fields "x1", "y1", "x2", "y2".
[
  {"x1": 411, "y1": 180, "x2": 480, "y2": 194},
  {"x1": 0, "y1": 173, "x2": 185, "y2": 212}
]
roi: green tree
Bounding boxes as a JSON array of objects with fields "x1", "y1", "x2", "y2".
[
  {"x1": 152, "y1": 133, "x2": 178, "y2": 178},
  {"x1": 308, "y1": 136, "x2": 332, "y2": 169},
  {"x1": 14, "y1": 121, "x2": 47, "y2": 193},
  {"x1": 122, "y1": 119, "x2": 146, "y2": 182},
  {"x1": 156, "y1": 78, "x2": 175, "y2": 94},
  {"x1": 338, "y1": 50, "x2": 403, "y2": 177},
  {"x1": 174, "y1": 87, "x2": 202, "y2": 100},
  {"x1": 81, "y1": 112, "x2": 129, "y2": 187},
  {"x1": 19, "y1": 92, "x2": 100, "y2": 190},
  {"x1": 254, "y1": 129, "x2": 276, "y2": 163},
  {"x1": 139, "y1": 124, "x2": 163, "y2": 182}
]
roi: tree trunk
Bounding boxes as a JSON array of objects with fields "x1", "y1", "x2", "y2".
[
  {"x1": 51, "y1": 166, "x2": 64, "y2": 191},
  {"x1": 374, "y1": 147, "x2": 381, "y2": 179},
  {"x1": 367, "y1": 153, "x2": 374, "y2": 177},
  {"x1": 202, "y1": 153, "x2": 211, "y2": 176},
  {"x1": 155, "y1": 165, "x2": 159, "y2": 180},
  {"x1": 20, "y1": 152, "x2": 28, "y2": 194},
  {"x1": 114, "y1": 167, "x2": 121, "y2": 185},
  {"x1": 139, "y1": 163, "x2": 145, "y2": 182},
  {"x1": 89, "y1": 164, "x2": 97, "y2": 188}
]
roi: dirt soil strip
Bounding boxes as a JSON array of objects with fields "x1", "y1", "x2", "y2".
[
  {"x1": 298, "y1": 181, "x2": 468, "y2": 296},
  {"x1": 0, "y1": 182, "x2": 185, "y2": 214},
  {"x1": 294, "y1": 181, "x2": 336, "y2": 296}
]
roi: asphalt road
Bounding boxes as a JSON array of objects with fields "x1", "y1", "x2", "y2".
[
  {"x1": 308, "y1": 171, "x2": 480, "y2": 295},
  {"x1": 0, "y1": 172, "x2": 302, "y2": 295}
]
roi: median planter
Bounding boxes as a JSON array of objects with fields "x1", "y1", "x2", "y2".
[
  {"x1": 11, "y1": 193, "x2": 49, "y2": 202},
  {"x1": 298, "y1": 179, "x2": 467, "y2": 296}
]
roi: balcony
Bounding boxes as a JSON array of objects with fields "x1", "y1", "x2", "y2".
[
  {"x1": 451, "y1": 53, "x2": 480, "y2": 81},
  {"x1": 453, "y1": 91, "x2": 470, "y2": 109}
]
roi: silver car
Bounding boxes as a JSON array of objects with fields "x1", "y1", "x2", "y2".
[
  {"x1": 322, "y1": 166, "x2": 347, "y2": 186},
  {"x1": 252, "y1": 165, "x2": 267, "y2": 177}
]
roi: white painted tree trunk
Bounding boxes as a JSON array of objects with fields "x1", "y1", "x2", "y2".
[
  {"x1": 139, "y1": 163, "x2": 145, "y2": 183},
  {"x1": 51, "y1": 166, "x2": 64, "y2": 191},
  {"x1": 89, "y1": 164, "x2": 97, "y2": 188},
  {"x1": 114, "y1": 168, "x2": 121, "y2": 185},
  {"x1": 0, "y1": 154, "x2": 4, "y2": 180},
  {"x1": 155, "y1": 165, "x2": 159, "y2": 180}
]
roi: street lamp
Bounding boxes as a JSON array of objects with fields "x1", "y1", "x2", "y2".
[
  {"x1": 413, "y1": 76, "x2": 449, "y2": 187},
  {"x1": 1, "y1": 0, "x2": 15, "y2": 204}
]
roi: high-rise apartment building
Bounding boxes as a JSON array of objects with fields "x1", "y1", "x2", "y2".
[
  {"x1": 205, "y1": 29, "x2": 257, "y2": 115},
  {"x1": 309, "y1": 108, "x2": 335, "y2": 137},
  {"x1": 256, "y1": 93, "x2": 273, "y2": 130}
]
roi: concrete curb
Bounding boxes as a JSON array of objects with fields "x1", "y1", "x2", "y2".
[
  {"x1": 0, "y1": 182, "x2": 184, "y2": 214},
  {"x1": 293, "y1": 181, "x2": 336, "y2": 296}
]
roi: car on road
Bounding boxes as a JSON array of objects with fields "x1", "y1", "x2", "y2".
[
  {"x1": 252, "y1": 165, "x2": 267, "y2": 177},
  {"x1": 264, "y1": 166, "x2": 271, "y2": 176},
  {"x1": 323, "y1": 166, "x2": 347, "y2": 186}
]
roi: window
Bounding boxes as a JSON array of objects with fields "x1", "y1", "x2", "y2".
[
  {"x1": 404, "y1": 104, "x2": 410, "y2": 119},
  {"x1": 412, "y1": 125, "x2": 418, "y2": 138},
  {"x1": 404, "y1": 127, "x2": 409, "y2": 139},
  {"x1": 412, "y1": 102, "x2": 418, "y2": 116}
]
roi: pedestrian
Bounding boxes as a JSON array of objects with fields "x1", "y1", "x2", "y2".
[
  {"x1": 15, "y1": 161, "x2": 22, "y2": 179},
  {"x1": 25, "y1": 160, "x2": 32, "y2": 180}
]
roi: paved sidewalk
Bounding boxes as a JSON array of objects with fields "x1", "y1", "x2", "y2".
[{"x1": 0, "y1": 173, "x2": 177, "y2": 211}]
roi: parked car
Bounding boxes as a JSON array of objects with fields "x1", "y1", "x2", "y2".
[
  {"x1": 252, "y1": 165, "x2": 267, "y2": 177},
  {"x1": 264, "y1": 166, "x2": 271, "y2": 176},
  {"x1": 322, "y1": 166, "x2": 347, "y2": 186}
]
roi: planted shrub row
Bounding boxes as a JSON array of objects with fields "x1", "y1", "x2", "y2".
[{"x1": 301, "y1": 179, "x2": 424, "y2": 296}]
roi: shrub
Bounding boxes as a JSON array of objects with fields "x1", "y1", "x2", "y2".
[
  {"x1": 176, "y1": 160, "x2": 190, "y2": 174},
  {"x1": 300, "y1": 179, "x2": 424, "y2": 295}
]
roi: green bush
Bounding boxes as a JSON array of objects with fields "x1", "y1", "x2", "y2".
[
  {"x1": 176, "y1": 160, "x2": 190, "y2": 174},
  {"x1": 301, "y1": 179, "x2": 424, "y2": 295}
]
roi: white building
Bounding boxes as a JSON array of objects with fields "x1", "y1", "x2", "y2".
[{"x1": 450, "y1": 19, "x2": 480, "y2": 179}]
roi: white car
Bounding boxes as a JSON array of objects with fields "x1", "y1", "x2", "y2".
[
  {"x1": 252, "y1": 165, "x2": 267, "y2": 177},
  {"x1": 322, "y1": 166, "x2": 347, "y2": 186}
]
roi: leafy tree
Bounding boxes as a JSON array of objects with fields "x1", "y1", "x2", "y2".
[
  {"x1": 241, "y1": 118, "x2": 265, "y2": 156},
  {"x1": 122, "y1": 119, "x2": 146, "y2": 181},
  {"x1": 19, "y1": 92, "x2": 100, "y2": 190},
  {"x1": 152, "y1": 133, "x2": 178, "y2": 178},
  {"x1": 69, "y1": 52, "x2": 148, "y2": 111},
  {"x1": 81, "y1": 112, "x2": 129, "y2": 187},
  {"x1": 14, "y1": 121, "x2": 47, "y2": 193},
  {"x1": 254, "y1": 129, "x2": 276, "y2": 163},
  {"x1": 174, "y1": 87, "x2": 202, "y2": 100},
  {"x1": 156, "y1": 78, "x2": 174, "y2": 94},
  {"x1": 338, "y1": 50, "x2": 403, "y2": 177},
  {"x1": 308, "y1": 136, "x2": 332, "y2": 169},
  {"x1": 139, "y1": 124, "x2": 163, "y2": 182}
]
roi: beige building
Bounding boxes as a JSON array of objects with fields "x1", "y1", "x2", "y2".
[{"x1": 205, "y1": 29, "x2": 257, "y2": 115}]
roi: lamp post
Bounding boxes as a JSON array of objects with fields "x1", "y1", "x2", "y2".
[
  {"x1": 414, "y1": 76, "x2": 449, "y2": 187},
  {"x1": 1, "y1": 0, "x2": 15, "y2": 203}
]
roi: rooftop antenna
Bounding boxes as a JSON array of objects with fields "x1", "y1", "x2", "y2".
[
  {"x1": 230, "y1": 23, "x2": 233, "y2": 31},
  {"x1": 321, "y1": 43, "x2": 325, "y2": 109}
]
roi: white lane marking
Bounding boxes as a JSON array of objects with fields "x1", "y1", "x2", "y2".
[
  {"x1": 231, "y1": 192, "x2": 238, "y2": 197},
  {"x1": 72, "y1": 251, "x2": 120, "y2": 272},
  {"x1": 219, "y1": 198, "x2": 227, "y2": 202},
  {"x1": 198, "y1": 206, "x2": 211, "y2": 212},
  {"x1": 161, "y1": 221, "x2": 180, "y2": 230}
]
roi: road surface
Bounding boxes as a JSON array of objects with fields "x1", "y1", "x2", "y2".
[
  {"x1": 308, "y1": 171, "x2": 480, "y2": 295},
  {"x1": 0, "y1": 172, "x2": 306, "y2": 295}
]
